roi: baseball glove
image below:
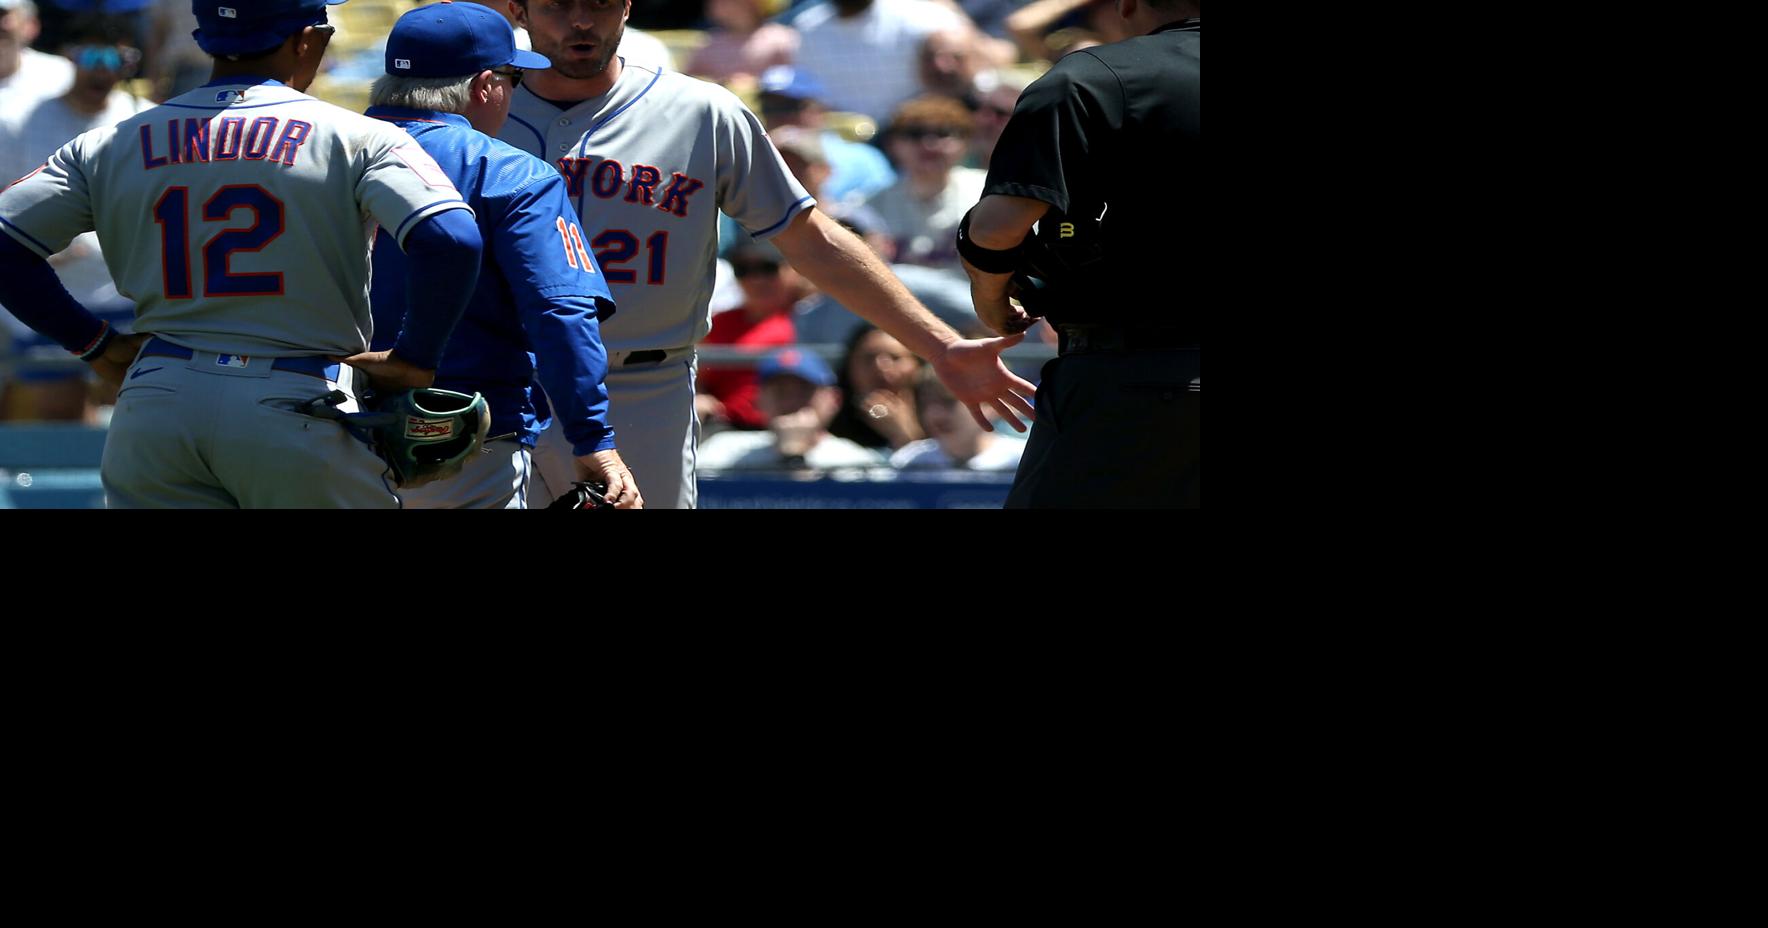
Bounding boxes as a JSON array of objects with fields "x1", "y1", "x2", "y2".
[
  {"x1": 547, "y1": 480, "x2": 613, "y2": 511},
  {"x1": 300, "y1": 387, "x2": 490, "y2": 489},
  {"x1": 371, "y1": 388, "x2": 491, "y2": 488}
]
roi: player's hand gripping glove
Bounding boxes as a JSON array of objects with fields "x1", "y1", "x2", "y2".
[
  {"x1": 301, "y1": 387, "x2": 490, "y2": 488},
  {"x1": 547, "y1": 480, "x2": 613, "y2": 510}
]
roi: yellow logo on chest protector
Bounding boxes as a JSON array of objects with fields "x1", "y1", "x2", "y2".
[{"x1": 1060, "y1": 222, "x2": 1075, "y2": 239}]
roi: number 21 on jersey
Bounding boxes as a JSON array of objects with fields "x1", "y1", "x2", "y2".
[
  {"x1": 553, "y1": 216, "x2": 660, "y2": 284},
  {"x1": 551, "y1": 215, "x2": 666, "y2": 286}
]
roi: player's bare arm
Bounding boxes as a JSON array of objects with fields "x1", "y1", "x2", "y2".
[{"x1": 772, "y1": 207, "x2": 1036, "y2": 432}]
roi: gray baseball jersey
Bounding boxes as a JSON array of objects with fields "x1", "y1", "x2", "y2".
[
  {"x1": 498, "y1": 62, "x2": 813, "y2": 354},
  {"x1": 0, "y1": 79, "x2": 470, "y2": 358},
  {"x1": 499, "y1": 62, "x2": 812, "y2": 508},
  {"x1": 0, "y1": 77, "x2": 473, "y2": 509}
]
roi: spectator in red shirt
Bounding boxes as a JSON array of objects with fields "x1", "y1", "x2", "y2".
[{"x1": 695, "y1": 242, "x2": 806, "y2": 433}]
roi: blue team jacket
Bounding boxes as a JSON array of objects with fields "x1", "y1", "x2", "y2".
[{"x1": 367, "y1": 107, "x2": 617, "y2": 454}]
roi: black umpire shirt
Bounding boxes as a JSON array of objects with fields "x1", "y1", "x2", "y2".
[{"x1": 983, "y1": 18, "x2": 1200, "y2": 332}]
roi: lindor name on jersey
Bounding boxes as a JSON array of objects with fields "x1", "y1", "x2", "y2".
[
  {"x1": 554, "y1": 156, "x2": 706, "y2": 218},
  {"x1": 139, "y1": 117, "x2": 314, "y2": 170}
]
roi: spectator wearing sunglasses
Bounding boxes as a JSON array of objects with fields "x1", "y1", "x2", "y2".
[
  {"x1": 965, "y1": 67, "x2": 1032, "y2": 170},
  {"x1": 863, "y1": 94, "x2": 983, "y2": 275},
  {"x1": 0, "y1": 13, "x2": 146, "y2": 422},
  {"x1": 695, "y1": 241, "x2": 805, "y2": 434}
]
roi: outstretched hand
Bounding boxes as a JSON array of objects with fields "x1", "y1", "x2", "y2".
[{"x1": 930, "y1": 333, "x2": 1038, "y2": 432}]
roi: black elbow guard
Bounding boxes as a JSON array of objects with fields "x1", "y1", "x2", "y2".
[{"x1": 956, "y1": 207, "x2": 1026, "y2": 274}]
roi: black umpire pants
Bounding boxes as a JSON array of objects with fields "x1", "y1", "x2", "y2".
[{"x1": 1005, "y1": 348, "x2": 1199, "y2": 509}]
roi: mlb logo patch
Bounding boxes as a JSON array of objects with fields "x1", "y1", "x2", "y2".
[
  {"x1": 215, "y1": 90, "x2": 240, "y2": 103},
  {"x1": 395, "y1": 58, "x2": 412, "y2": 70},
  {"x1": 216, "y1": 354, "x2": 250, "y2": 368},
  {"x1": 405, "y1": 417, "x2": 455, "y2": 440},
  {"x1": 218, "y1": 6, "x2": 237, "y2": 18}
]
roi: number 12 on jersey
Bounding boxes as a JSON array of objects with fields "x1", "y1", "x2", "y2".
[{"x1": 153, "y1": 184, "x2": 285, "y2": 298}]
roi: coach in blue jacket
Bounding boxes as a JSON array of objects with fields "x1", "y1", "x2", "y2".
[{"x1": 367, "y1": 0, "x2": 640, "y2": 508}]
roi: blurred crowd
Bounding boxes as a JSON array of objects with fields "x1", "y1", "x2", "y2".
[{"x1": 1, "y1": 0, "x2": 1116, "y2": 471}]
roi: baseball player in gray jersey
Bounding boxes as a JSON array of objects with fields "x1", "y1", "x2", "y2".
[
  {"x1": 498, "y1": 0, "x2": 1036, "y2": 509},
  {"x1": 0, "y1": 0, "x2": 482, "y2": 508}
]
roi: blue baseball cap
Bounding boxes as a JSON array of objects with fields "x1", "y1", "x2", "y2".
[
  {"x1": 758, "y1": 348, "x2": 835, "y2": 387},
  {"x1": 757, "y1": 65, "x2": 826, "y2": 103},
  {"x1": 192, "y1": 0, "x2": 347, "y2": 58},
  {"x1": 386, "y1": 1, "x2": 550, "y2": 79}
]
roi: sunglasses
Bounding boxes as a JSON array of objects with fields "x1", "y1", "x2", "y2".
[
  {"x1": 732, "y1": 262, "x2": 781, "y2": 278},
  {"x1": 491, "y1": 67, "x2": 523, "y2": 86},
  {"x1": 310, "y1": 23, "x2": 335, "y2": 40},
  {"x1": 896, "y1": 126, "x2": 962, "y2": 142},
  {"x1": 69, "y1": 44, "x2": 141, "y2": 72}
]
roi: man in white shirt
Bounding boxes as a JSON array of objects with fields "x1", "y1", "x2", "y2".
[
  {"x1": 793, "y1": 0, "x2": 962, "y2": 123},
  {"x1": 0, "y1": 0, "x2": 75, "y2": 118}
]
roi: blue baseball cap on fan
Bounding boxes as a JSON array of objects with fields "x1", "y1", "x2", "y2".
[
  {"x1": 757, "y1": 65, "x2": 826, "y2": 102},
  {"x1": 192, "y1": 0, "x2": 347, "y2": 58},
  {"x1": 385, "y1": 1, "x2": 551, "y2": 79},
  {"x1": 758, "y1": 349, "x2": 835, "y2": 387}
]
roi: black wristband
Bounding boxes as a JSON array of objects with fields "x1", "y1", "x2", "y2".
[{"x1": 956, "y1": 207, "x2": 1025, "y2": 274}]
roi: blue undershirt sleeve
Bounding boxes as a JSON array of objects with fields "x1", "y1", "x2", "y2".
[
  {"x1": 389, "y1": 207, "x2": 482, "y2": 370},
  {"x1": 0, "y1": 232, "x2": 107, "y2": 356}
]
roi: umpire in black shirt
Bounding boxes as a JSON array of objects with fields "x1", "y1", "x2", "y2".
[{"x1": 958, "y1": 0, "x2": 1199, "y2": 509}]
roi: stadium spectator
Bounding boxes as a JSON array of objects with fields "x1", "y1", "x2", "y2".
[
  {"x1": 792, "y1": 0, "x2": 963, "y2": 123},
  {"x1": 827, "y1": 323, "x2": 925, "y2": 452},
  {"x1": 890, "y1": 370, "x2": 1026, "y2": 470},
  {"x1": 863, "y1": 93, "x2": 983, "y2": 272},
  {"x1": 696, "y1": 241, "x2": 804, "y2": 433},
  {"x1": 696, "y1": 347, "x2": 884, "y2": 469},
  {"x1": 684, "y1": 0, "x2": 797, "y2": 88}
]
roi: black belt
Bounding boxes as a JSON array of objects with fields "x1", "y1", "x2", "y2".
[
  {"x1": 141, "y1": 336, "x2": 341, "y2": 379},
  {"x1": 1057, "y1": 325, "x2": 1198, "y2": 356},
  {"x1": 624, "y1": 350, "x2": 666, "y2": 365}
]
